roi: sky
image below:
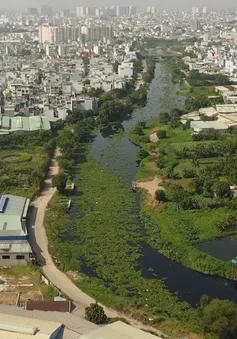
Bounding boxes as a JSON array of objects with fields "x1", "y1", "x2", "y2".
[{"x1": 1, "y1": 0, "x2": 237, "y2": 10}]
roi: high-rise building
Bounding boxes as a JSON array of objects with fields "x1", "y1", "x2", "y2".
[
  {"x1": 81, "y1": 24, "x2": 113, "y2": 41},
  {"x1": 86, "y1": 7, "x2": 96, "y2": 17},
  {"x1": 59, "y1": 9, "x2": 70, "y2": 18},
  {"x1": 203, "y1": 30, "x2": 211, "y2": 42},
  {"x1": 203, "y1": 7, "x2": 207, "y2": 14},
  {"x1": 146, "y1": 6, "x2": 156, "y2": 14},
  {"x1": 39, "y1": 25, "x2": 81, "y2": 44},
  {"x1": 129, "y1": 6, "x2": 137, "y2": 16},
  {"x1": 190, "y1": 18, "x2": 200, "y2": 31},
  {"x1": 39, "y1": 25, "x2": 55, "y2": 44},
  {"x1": 76, "y1": 7, "x2": 86, "y2": 17},
  {"x1": 115, "y1": 6, "x2": 130, "y2": 16},
  {"x1": 40, "y1": 5, "x2": 53, "y2": 16},
  {"x1": 192, "y1": 7, "x2": 196, "y2": 17},
  {"x1": 27, "y1": 8, "x2": 38, "y2": 15}
]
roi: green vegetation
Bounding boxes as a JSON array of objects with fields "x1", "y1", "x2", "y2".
[
  {"x1": 199, "y1": 297, "x2": 237, "y2": 339},
  {"x1": 142, "y1": 58, "x2": 156, "y2": 83},
  {"x1": 165, "y1": 56, "x2": 189, "y2": 84},
  {"x1": 134, "y1": 120, "x2": 237, "y2": 278},
  {"x1": 0, "y1": 131, "x2": 56, "y2": 198},
  {"x1": 187, "y1": 71, "x2": 231, "y2": 87},
  {"x1": 45, "y1": 148, "x2": 200, "y2": 336},
  {"x1": 184, "y1": 86, "x2": 223, "y2": 111},
  {"x1": 52, "y1": 172, "x2": 68, "y2": 193},
  {"x1": 85, "y1": 303, "x2": 108, "y2": 324}
]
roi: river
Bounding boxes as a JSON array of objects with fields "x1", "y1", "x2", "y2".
[{"x1": 85, "y1": 63, "x2": 237, "y2": 306}]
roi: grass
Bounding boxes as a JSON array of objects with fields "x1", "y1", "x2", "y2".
[{"x1": 0, "y1": 147, "x2": 49, "y2": 198}]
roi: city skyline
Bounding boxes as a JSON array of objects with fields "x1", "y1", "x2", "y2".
[{"x1": 1, "y1": 0, "x2": 237, "y2": 11}]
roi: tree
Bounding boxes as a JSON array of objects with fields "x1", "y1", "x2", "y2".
[
  {"x1": 213, "y1": 179, "x2": 231, "y2": 199},
  {"x1": 200, "y1": 299, "x2": 237, "y2": 339},
  {"x1": 85, "y1": 303, "x2": 108, "y2": 324},
  {"x1": 158, "y1": 112, "x2": 170, "y2": 124},
  {"x1": 52, "y1": 172, "x2": 67, "y2": 193},
  {"x1": 155, "y1": 189, "x2": 166, "y2": 202},
  {"x1": 157, "y1": 129, "x2": 167, "y2": 139}
]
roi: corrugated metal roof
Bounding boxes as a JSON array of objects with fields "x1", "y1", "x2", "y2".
[
  {"x1": 0, "y1": 305, "x2": 97, "y2": 338},
  {"x1": 0, "y1": 241, "x2": 31, "y2": 253}
]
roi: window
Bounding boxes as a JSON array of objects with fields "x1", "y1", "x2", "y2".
[
  {"x1": 16, "y1": 255, "x2": 25, "y2": 260},
  {"x1": 2, "y1": 255, "x2": 10, "y2": 259}
]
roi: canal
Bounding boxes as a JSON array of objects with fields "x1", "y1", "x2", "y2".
[{"x1": 83, "y1": 63, "x2": 237, "y2": 306}]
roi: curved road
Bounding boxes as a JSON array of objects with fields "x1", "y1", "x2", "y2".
[{"x1": 27, "y1": 149, "x2": 167, "y2": 338}]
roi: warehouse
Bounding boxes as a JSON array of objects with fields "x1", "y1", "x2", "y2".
[{"x1": 0, "y1": 194, "x2": 32, "y2": 265}]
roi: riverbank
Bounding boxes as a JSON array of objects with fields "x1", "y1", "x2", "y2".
[{"x1": 130, "y1": 118, "x2": 237, "y2": 279}]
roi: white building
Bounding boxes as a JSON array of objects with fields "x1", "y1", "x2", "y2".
[{"x1": 118, "y1": 62, "x2": 133, "y2": 78}]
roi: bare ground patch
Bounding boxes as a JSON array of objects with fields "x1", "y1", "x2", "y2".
[{"x1": 135, "y1": 176, "x2": 164, "y2": 197}]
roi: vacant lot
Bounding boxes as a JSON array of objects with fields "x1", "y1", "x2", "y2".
[{"x1": 0, "y1": 266, "x2": 57, "y2": 305}]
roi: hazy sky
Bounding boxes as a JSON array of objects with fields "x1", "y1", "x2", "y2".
[{"x1": 1, "y1": 0, "x2": 237, "y2": 10}]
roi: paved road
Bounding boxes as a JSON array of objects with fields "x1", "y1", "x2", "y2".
[
  {"x1": 28, "y1": 148, "x2": 95, "y2": 306},
  {"x1": 27, "y1": 149, "x2": 167, "y2": 338}
]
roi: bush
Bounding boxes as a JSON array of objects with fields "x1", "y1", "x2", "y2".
[
  {"x1": 140, "y1": 135, "x2": 150, "y2": 143},
  {"x1": 85, "y1": 303, "x2": 108, "y2": 324},
  {"x1": 200, "y1": 299, "x2": 237, "y2": 339},
  {"x1": 155, "y1": 189, "x2": 166, "y2": 202},
  {"x1": 52, "y1": 172, "x2": 68, "y2": 193},
  {"x1": 157, "y1": 129, "x2": 167, "y2": 139}
]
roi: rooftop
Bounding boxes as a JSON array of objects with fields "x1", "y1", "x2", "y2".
[
  {"x1": 0, "y1": 313, "x2": 61, "y2": 339},
  {"x1": 81, "y1": 321, "x2": 162, "y2": 339},
  {"x1": 0, "y1": 195, "x2": 29, "y2": 238}
]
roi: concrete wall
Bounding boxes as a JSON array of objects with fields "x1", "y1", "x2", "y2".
[{"x1": 0, "y1": 253, "x2": 31, "y2": 266}]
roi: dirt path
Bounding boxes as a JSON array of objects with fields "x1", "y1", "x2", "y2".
[
  {"x1": 149, "y1": 132, "x2": 159, "y2": 143},
  {"x1": 27, "y1": 148, "x2": 168, "y2": 338},
  {"x1": 135, "y1": 176, "x2": 163, "y2": 197}
]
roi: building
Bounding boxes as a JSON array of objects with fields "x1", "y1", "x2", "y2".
[
  {"x1": 59, "y1": 9, "x2": 70, "y2": 18},
  {"x1": 0, "y1": 307, "x2": 162, "y2": 339},
  {"x1": 0, "y1": 312, "x2": 62, "y2": 339},
  {"x1": 129, "y1": 6, "x2": 137, "y2": 16},
  {"x1": 0, "y1": 115, "x2": 51, "y2": 134},
  {"x1": 40, "y1": 5, "x2": 53, "y2": 16},
  {"x1": 203, "y1": 7, "x2": 207, "y2": 14},
  {"x1": 190, "y1": 120, "x2": 228, "y2": 132},
  {"x1": 81, "y1": 321, "x2": 162, "y2": 339},
  {"x1": 146, "y1": 6, "x2": 156, "y2": 14},
  {"x1": 0, "y1": 194, "x2": 32, "y2": 266},
  {"x1": 190, "y1": 19, "x2": 200, "y2": 31},
  {"x1": 39, "y1": 25, "x2": 81, "y2": 44},
  {"x1": 115, "y1": 6, "x2": 130, "y2": 16},
  {"x1": 70, "y1": 97, "x2": 99, "y2": 111},
  {"x1": 76, "y1": 6, "x2": 86, "y2": 18},
  {"x1": 26, "y1": 300, "x2": 72, "y2": 313},
  {"x1": 27, "y1": 8, "x2": 38, "y2": 15},
  {"x1": 81, "y1": 25, "x2": 113, "y2": 41},
  {"x1": 118, "y1": 62, "x2": 133, "y2": 78}
]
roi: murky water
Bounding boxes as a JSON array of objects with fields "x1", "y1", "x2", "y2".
[
  {"x1": 196, "y1": 236, "x2": 237, "y2": 262},
  {"x1": 82, "y1": 63, "x2": 237, "y2": 305}
]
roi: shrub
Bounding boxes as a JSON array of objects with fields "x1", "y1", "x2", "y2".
[
  {"x1": 85, "y1": 303, "x2": 108, "y2": 324},
  {"x1": 157, "y1": 129, "x2": 167, "y2": 139},
  {"x1": 155, "y1": 189, "x2": 166, "y2": 202}
]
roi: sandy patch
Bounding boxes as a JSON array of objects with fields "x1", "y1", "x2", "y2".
[
  {"x1": 149, "y1": 132, "x2": 159, "y2": 143},
  {"x1": 135, "y1": 176, "x2": 163, "y2": 197}
]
